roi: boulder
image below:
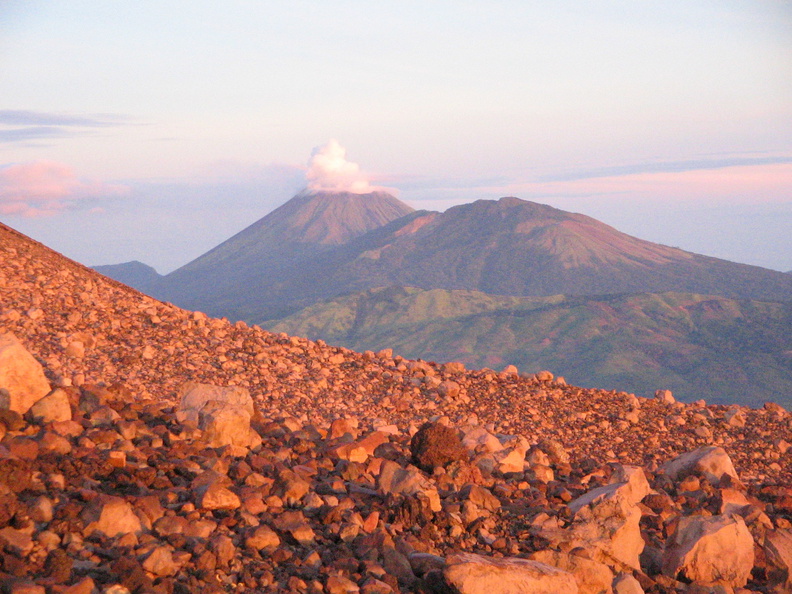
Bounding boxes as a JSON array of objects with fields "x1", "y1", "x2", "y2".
[
  {"x1": 529, "y1": 549, "x2": 613, "y2": 594},
  {"x1": 410, "y1": 422, "x2": 467, "y2": 471},
  {"x1": 28, "y1": 387, "x2": 72, "y2": 423},
  {"x1": 762, "y1": 529, "x2": 792, "y2": 588},
  {"x1": 197, "y1": 399, "x2": 255, "y2": 449},
  {"x1": 461, "y1": 426, "x2": 503, "y2": 453},
  {"x1": 177, "y1": 382, "x2": 254, "y2": 417},
  {"x1": 443, "y1": 552, "x2": 578, "y2": 593},
  {"x1": 560, "y1": 466, "x2": 649, "y2": 571},
  {"x1": 661, "y1": 446, "x2": 740, "y2": 485},
  {"x1": 662, "y1": 514, "x2": 754, "y2": 587},
  {"x1": 177, "y1": 382, "x2": 259, "y2": 448},
  {"x1": 377, "y1": 460, "x2": 441, "y2": 512},
  {"x1": 0, "y1": 333, "x2": 51, "y2": 414},
  {"x1": 569, "y1": 466, "x2": 650, "y2": 515},
  {"x1": 536, "y1": 438, "x2": 570, "y2": 465},
  {"x1": 494, "y1": 438, "x2": 529, "y2": 474}
]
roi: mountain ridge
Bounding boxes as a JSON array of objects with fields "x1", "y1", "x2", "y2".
[
  {"x1": 178, "y1": 194, "x2": 792, "y2": 323},
  {"x1": 267, "y1": 286, "x2": 792, "y2": 408}
]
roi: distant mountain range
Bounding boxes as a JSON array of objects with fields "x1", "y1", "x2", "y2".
[
  {"x1": 147, "y1": 191, "x2": 791, "y2": 321},
  {"x1": 94, "y1": 189, "x2": 792, "y2": 405}
]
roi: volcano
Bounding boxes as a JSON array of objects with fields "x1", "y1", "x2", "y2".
[{"x1": 152, "y1": 189, "x2": 414, "y2": 318}]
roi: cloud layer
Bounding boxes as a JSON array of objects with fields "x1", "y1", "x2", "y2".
[
  {"x1": 306, "y1": 140, "x2": 376, "y2": 194},
  {"x1": 0, "y1": 161, "x2": 129, "y2": 217},
  {"x1": 0, "y1": 110, "x2": 133, "y2": 145}
]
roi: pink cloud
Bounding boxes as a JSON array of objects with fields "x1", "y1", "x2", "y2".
[
  {"x1": 0, "y1": 161, "x2": 129, "y2": 217},
  {"x1": 571, "y1": 163, "x2": 792, "y2": 203},
  {"x1": 475, "y1": 162, "x2": 792, "y2": 206}
]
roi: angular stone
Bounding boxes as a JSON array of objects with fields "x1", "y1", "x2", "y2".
[
  {"x1": 529, "y1": 550, "x2": 613, "y2": 594},
  {"x1": 142, "y1": 545, "x2": 179, "y2": 577},
  {"x1": 569, "y1": 466, "x2": 650, "y2": 515},
  {"x1": 0, "y1": 333, "x2": 51, "y2": 414},
  {"x1": 494, "y1": 442, "x2": 528, "y2": 474},
  {"x1": 197, "y1": 400, "x2": 254, "y2": 448},
  {"x1": 661, "y1": 446, "x2": 740, "y2": 485},
  {"x1": 437, "y1": 381, "x2": 461, "y2": 400},
  {"x1": 273, "y1": 510, "x2": 315, "y2": 545},
  {"x1": 81, "y1": 495, "x2": 142, "y2": 538},
  {"x1": 275, "y1": 469, "x2": 310, "y2": 505},
  {"x1": 245, "y1": 525, "x2": 281, "y2": 550},
  {"x1": 0, "y1": 525, "x2": 35, "y2": 556},
  {"x1": 197, "y1": 481, "x2": 241, "y2": 510},
  {"x1": 377, "y1": 460, "x2": 441, "y2": 512},
  {"x1": 764, "y1": 529, "x2": 792, "y2": 588},
  {"x1": 62, "y1": 577, "x2": 96, "y2": 594},
  {"x1": 328, "y1": 417, "x2": 358, "y2": 440},
  {"x1": 536, "y1": 439, "x2": 570, "y2": 465},
  {"x1": 612, "y1": 573, "x2": 644, "y2": 594},
  {"x1": 326, "y1": 575, "x2": 361, "y2": 594},
  {"x1": 28, "y1": 387, "x2": 72, "y2": 423},
  {"x1": 662, "y1": 514, "x2": 754, "y2": 587},
  {"x1": 461, "y1": 426, "x2": 503, "y2": 453},
  {"x1": 444, "y1": 552, "x2": 578, "y2": 593},
  {"x1": 178, "y1": 382, "x2": 254, "y2": 417}
]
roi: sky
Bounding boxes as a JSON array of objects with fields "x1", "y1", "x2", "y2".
[{"x1": 1, "y1": 1, "x2": 791, "y2": 274}]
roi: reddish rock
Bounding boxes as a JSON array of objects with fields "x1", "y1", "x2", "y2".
[
  {"x1": 0, "y1": 332, "x2": 51, "y2": 414},
  {"x1": 444, "y1": 552, "x2": 578, "y2": 593},
  {"x1": 410, "y1": 421, "x2": 468, "y2": 471},
  {"x1": 28, "y1": 387, "x2": 72, "y2": 423},
  {"x1": 81, "y1": 494, "x2": 143, "y2": 538},
  {"x1": 662, "y1": 514, "x2": 754, "y2": 587}
]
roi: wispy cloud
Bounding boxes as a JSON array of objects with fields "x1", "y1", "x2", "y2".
[
  {"x1": 0, "y1": 110, "x2": 134, "y2": 145},
  {"x1": 538, "y1": 155, "x2": 792, "y2": 182},
  {"x1": 0, "y1": 110, "x2": 131, "y2": 127},
  {"x1": 0, "y1": 161, "x2": 129, "y2": 217}
]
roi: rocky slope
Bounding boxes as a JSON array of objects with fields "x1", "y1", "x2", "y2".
[
  {"x1": 2, "y1": 220, "x2": 792, "y2": 593},
  {"x1": 267, "y1": 287, "x2": 792, "y2": 409}
]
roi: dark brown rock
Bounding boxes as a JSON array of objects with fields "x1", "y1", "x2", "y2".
[{"x1": 410, "y1": 422, "x2": 467, "y2": 472}]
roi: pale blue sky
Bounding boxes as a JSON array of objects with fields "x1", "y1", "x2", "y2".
[{"x1": 1, "y1": 1, "x2": 791, "y2": 272}]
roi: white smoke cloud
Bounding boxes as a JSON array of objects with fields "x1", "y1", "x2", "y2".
[{"x1": 306, "y1": 140, "x2": 375, "y2": 194}]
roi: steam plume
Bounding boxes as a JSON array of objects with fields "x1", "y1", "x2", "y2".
[{"x1": 306, "y1": 140, "x2": 375, "y2": 194}]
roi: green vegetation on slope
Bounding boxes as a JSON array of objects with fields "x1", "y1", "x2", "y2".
[{"x1": 266, "y1": 287, "x2": 792, "y2": 409}]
